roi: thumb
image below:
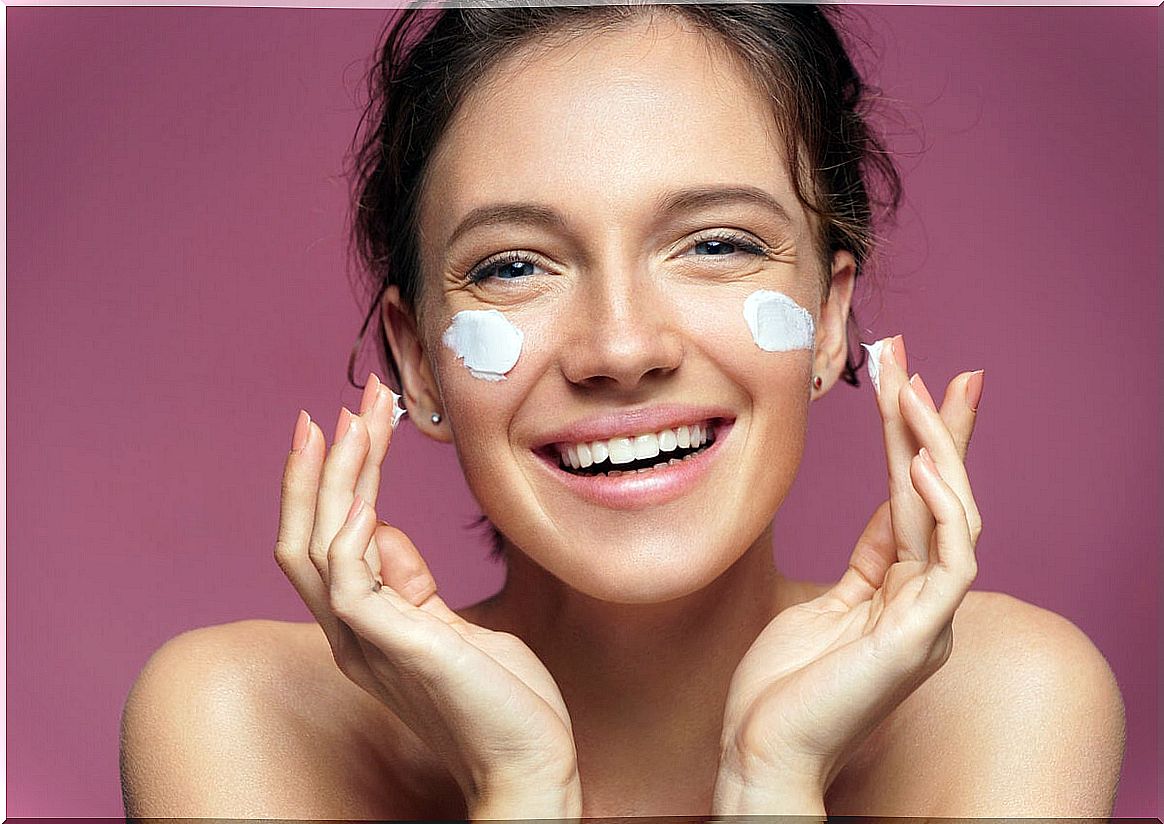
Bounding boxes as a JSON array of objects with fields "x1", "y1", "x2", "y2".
[{"x1": 373, "y1": 522, "x2": 461, "y2": 624}]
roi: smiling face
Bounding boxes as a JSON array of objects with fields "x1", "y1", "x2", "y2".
[{"x1": 385, "y1": 11, "x2": 856, "y2": 603}]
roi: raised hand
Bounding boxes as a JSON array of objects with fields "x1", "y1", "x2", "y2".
[
  {"x1": 712, "y1": 337, "x2": 984, "y2": 815},
  {"x1": 274, "y1": 375, "x2": 582, "y2": 820}
]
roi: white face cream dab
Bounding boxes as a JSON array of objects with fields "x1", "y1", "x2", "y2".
[
  {"x1": 442, "y1": 309, "x2": 524, "y2": 382},
  {"x1": 743, "y1": 290, "x2": 815, "y2": 352},
  {"x1": 861, "y1": 339, "x2": 887, "y2": 394},
  {"x1": 387, "y1": 387, "x2": 408, "y2": 429}
]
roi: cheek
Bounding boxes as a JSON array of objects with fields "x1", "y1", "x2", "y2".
[
  {"x1": 441, "y1": 309, "x2": 524, "y2": 382},
  {"x1": 684, "y1": 286, "x2": 817, "y2": 386},
  {"x1": 742, "y1": 289, "x2": 816, "y2": 352}
]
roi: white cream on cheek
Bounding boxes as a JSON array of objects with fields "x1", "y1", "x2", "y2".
[
  {"x1": 441, "y1": 309, "x2": 524, "y2": 382},
  {"x1": 861, "y1": 339, "x2": 887, "y2": 394},
  {"x1": 743, "y1": 290, "x2": 815, "y2": 352}
]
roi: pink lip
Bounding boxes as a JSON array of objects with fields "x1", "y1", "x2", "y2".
[
  {"x1": 533, "y1": 404, "x2": 736, "y2": 449},
  {"x1": 531, "y1": 418, "x2": 735, "y2": 511}
]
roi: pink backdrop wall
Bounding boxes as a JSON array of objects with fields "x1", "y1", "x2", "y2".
[{"x1": 6, "y1": 6, "x2": 1159, "y2": 816}]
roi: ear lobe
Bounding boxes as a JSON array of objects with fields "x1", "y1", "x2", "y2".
[
  {"x1": 812, "y1": 250, "x2": 858, "y2": 398},
  {"x1": 380, "y1": 286, "x2": 452, "y2": 443}
]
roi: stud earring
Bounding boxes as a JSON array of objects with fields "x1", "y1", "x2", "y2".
[
  {"x1": 813, "y1": 375, "x2": 823, "y2": 390},
  {"x1": 430, "y1": 412, "x2": 442, "y2": 425}
]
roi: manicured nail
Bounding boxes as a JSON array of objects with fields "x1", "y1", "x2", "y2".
[
  {"x1": 291, "y1": 410, "x2": 311, "y2": 452},
  {"x1": 892, "y1": 334, "x2": 907, "y2": 370},
  {"x1": 359, "y1": 372, "x2": 381, "y2": 415},
  {"x1": 910, "y1": 373, "x2": 938, "y2": 412},
  {"x1": 345, "y1": 495, "x2": 364, "y2": 526},
  {"x1": 334, "y1": 407, "x2": 355, "y2": 444},
  {"x1": 965, "y1": 369, "x2": 985, "y2": 412},
  {"x1": 919, "y1": 446, "x2": 937, "y2": 471}
]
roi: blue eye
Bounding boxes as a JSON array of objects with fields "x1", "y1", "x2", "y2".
[
  {"x1": 694, "y1": 239, "x2": 740, "y2": 256},
  {"x1": 467, "y1": 251, "x2": 544, "y2": 284},
  {"x1": 689, "y1": 231, "x2": 770, "y2": 258}
]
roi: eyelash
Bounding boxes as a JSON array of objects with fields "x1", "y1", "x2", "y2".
[{"x1": 465, "y1": 230, "x2": 772, "y2": 284}]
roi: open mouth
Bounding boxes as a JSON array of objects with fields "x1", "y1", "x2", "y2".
[{"x1": 546, "y1": 419, "x2": 722, "y2": 478}]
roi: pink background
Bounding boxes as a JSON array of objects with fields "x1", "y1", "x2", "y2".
[{"x1": 6, "y1": 6, "x2": 1159, "y2": 816}]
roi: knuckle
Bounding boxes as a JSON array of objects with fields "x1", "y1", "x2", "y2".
[
  {"x1": 273, "y1": 539, "x2": 293, "y2": 567},
  {"x1": 328, "y1": 583, "x2": 364, "y2": 620}
]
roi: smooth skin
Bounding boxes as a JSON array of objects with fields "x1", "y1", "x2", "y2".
[{"x1": 120, "y1": 11, "x2": 1125, "y2": 820}]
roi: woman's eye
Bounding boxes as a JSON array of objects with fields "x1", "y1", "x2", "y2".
[
  {"x1": 467, "y1": 252, "x2": 545, "y2": 284},
  {"x1": 693, "y1": 239, "x2": 737, "y2": 256},
  {"x1": 688, "y1": 232, "x2": 769, "y2": 259}
]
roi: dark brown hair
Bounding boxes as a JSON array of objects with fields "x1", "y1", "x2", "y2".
[
  {"x1": 346, "y1": 2, "x2": 902, "y2": 392},
  {"x1": 344, "y1": 3, "x2": 903, "y2": 557}
]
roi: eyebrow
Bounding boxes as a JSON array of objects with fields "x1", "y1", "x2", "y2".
[
  {"x1": 652, "y1": 184, "x2": 794, "y2": 228},
  {"x1": 445, "y1": 184, "x2": 794, "y2": 248},
  {"x1": 447, "y1": 203, "x2": 567, "y2": 249}
]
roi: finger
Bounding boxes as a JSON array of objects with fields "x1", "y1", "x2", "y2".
[
  {"x1": 327, "y1": 498, "x2": 440, "y2": 652},
  {"x1": 308, "y1": 407, "x2": 371, "y2": 582},
  {"x1": 353, "y1": 373, "x2": 395, "y2": 510},
  {"x1": 354, "y1": 374, "x2": 397, "y2": 584},
  {"x1": 866, "y1": 335, "x2": 933, "y2": 562},
  {"x1": 273, "y1": 413, "x2": 349, "y2": 644},
  {"x1": 910, "y1": 448, "x2": 977, "y2": 622},
  {"x1": 938, "y1": 370, "x2": 985, "y2": 463},
  {"x1": 900, "y1": 373, "x2": 982, "y2": 545},
  {"x1": 374, "y1": 522, "x2": 463, "y2": 625}
]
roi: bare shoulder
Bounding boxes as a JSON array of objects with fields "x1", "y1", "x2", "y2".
[
  {"x1": 827, "y1": 590, "x2": 1127, "y2": 816},
  {"x1": 120, "y1": 619, "x2": 461, "y2": 819}
]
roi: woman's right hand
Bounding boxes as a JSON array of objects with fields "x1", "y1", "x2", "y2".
[{"x1": 274, "y1": 374, "x2": 581, "y2": 820}]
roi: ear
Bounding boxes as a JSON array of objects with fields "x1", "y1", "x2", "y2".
[
  {"x1": 381, "y1": 286, "x2": 453, "y2": 443},
  {"x1": 811, "y1": 250, "x2": 857, "y2": 400}
]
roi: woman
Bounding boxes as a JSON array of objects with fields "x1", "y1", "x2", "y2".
[{"x1": 120, "y1": 4, "x2": 1125, "y2": 818}]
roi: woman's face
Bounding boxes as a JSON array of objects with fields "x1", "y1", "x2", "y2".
[{"x1": 390, "y1": 13, "x2": 855, "y2": 603}]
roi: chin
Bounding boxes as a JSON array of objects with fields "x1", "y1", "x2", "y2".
[{"x1": 511, "y1": 515, "x2": 767, "y2": 605}]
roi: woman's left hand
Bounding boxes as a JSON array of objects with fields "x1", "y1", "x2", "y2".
[{"x1": 712, "y1": 336, "x2": 984, "y2": 815}]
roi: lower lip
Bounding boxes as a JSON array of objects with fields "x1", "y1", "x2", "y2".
[{"x1": 533, "y1": 421, "x2": 734, "y2": 511}]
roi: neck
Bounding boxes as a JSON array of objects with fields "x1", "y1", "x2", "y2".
[{"x1": 471, "y1": 527, "x2": 803, "y2": 814}]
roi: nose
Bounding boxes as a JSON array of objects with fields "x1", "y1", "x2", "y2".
[{"x1": 559, "y1": 263, "x2": 684, "y2": 391}]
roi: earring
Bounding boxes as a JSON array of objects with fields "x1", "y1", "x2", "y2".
[
  {"x1": 430, "y1": 412, "x2": 442, "y2": 425},
  {"x1": 813, "y1": 375, "x2": 823, "y2": 390}
]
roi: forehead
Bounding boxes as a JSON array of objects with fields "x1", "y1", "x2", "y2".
[{"x1": 419, "y1": 12, "x2": 804, "y2": 252}]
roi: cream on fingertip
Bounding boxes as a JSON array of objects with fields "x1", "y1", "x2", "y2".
[
  {"x1": 861, "y1": 338, "x2": 889, "y2": 394},
  {"x1": 387, "y1": 387, "x2": 408, "y2": 429}
]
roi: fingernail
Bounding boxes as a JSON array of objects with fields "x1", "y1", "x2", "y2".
[
  {"x1": 334, "y1": 407, "x2": 355, "y2": 444},
  {"x1": 919, "y1": 446, "x2": 937, "y2": 470},
  {"x1": 291, "y1": 410, "x2": 311, "y2": 452},
  {"x1": 892, "y1": 334, "x2": 907, "y2": 370},
  {"x1": 345, "y1": 495, "x2": 364, "y2": 526},
  {"x1": 359, "y1": 372, "x2": 381, "y2": 415},
  {"x1": 965, "y1": 369, "x2": 985, "y2": 412},
  {"x1": 910, "y1": 373, "x2": 938, "y2": 412}
]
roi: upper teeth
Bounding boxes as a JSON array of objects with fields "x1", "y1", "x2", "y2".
[{"x1": 557, "y1": 423, "x2": 711, "y2": 469}]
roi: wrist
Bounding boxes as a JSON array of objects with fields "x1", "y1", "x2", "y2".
[
  {"x1": 467, "y1": 767, "x2": 583, "y2": 821},
  {"x1": 712, "y1": 757, "x2": 826, "y2": 817}
]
